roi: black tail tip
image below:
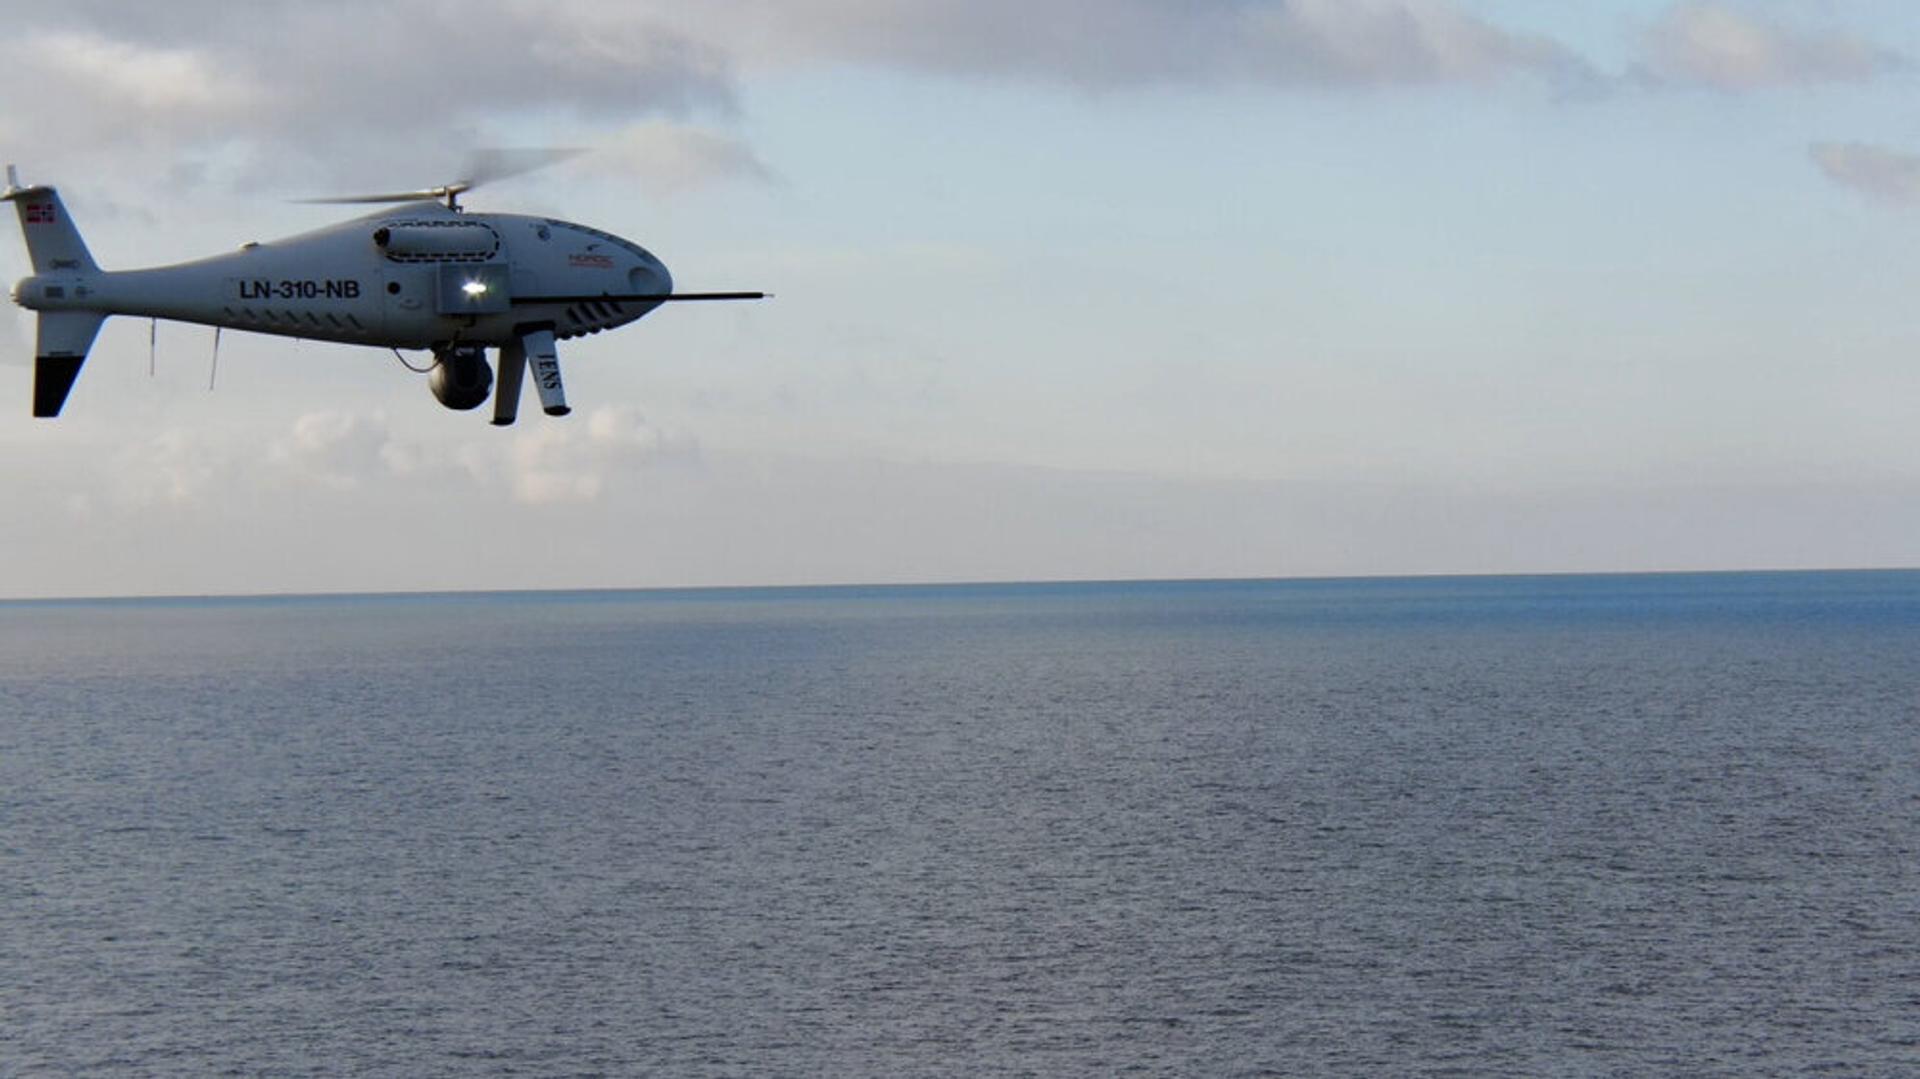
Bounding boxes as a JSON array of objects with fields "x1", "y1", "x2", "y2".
[{"x1": 33, "y1": 354, "x2": 84, "y2": 417}]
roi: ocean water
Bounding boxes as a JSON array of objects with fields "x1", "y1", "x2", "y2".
[{"x1": 2, "y1": 571, "x2": 1917, "y2": 1076}]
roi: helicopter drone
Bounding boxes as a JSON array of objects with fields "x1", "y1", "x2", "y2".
[{"x1": 3, "y1": 160, "x2": 762, "y2": 423}]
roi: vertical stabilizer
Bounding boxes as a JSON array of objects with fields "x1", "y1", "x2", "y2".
[
  {"x1": 33, "y1": 311, "x2": 106, "y2": 417},
  {"x1": 3, "y1": 171, "x2": 98, "y2": 274},
  {"x1": 6, "y1": 168, "x2": 107, "y2": 416}
]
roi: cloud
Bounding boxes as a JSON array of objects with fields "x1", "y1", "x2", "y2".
[
  {"x1": 509, "y1": 427, "x2": 606, "y2": 505},
  {"x1": 51, "y1": 406, "x2": 701, "y2": 515},
  {"x1": 589, "y1": 121, "x2": 777, "y2": 197},
  {"x1": 1636, "y1": 2, "x2": 1904, "y2": 90},
  {"x1": 268, "y1": 410, "x2": 410, "y2": 490},
  {"x1": 676, "y1": 0, "x2": 1594, "y2": 90},
  {"x1": 90, "y1": 412, "x2": 423, "y2": 508},
  {"x1": 0, "y1": 2, "x2": 739, "y2": 188},
  {"x1": 0, "y1": 0, "x2": 1614, "y2": 209},
  {"x1": 0, "y1": 1, "x2": 1597, "y2": 177},
  {"x1": 1809, "y1": 141, "x2": 1920, "y2": 207},
  {"x1": 70, "y1": 408, "x2": 583, "y2": 513},
  {"x1": 263, "y1": 408, "x2": 697, "y2": 503},
  {"x1": 22, "y1": 30, "x2": 259, "y2": 116},
  {"x1": 508, "y1": 405, "x2": 698, "y2": 505},
  {"x1": 109, "y1": 428, "x2": 226, "y2": 507},
  {"x1": 11, "y1": 440, "x2": 1920, "y2": 597},
  {"x1": 1225, "y1": 0, "x2": 1592, "y2": 88}
]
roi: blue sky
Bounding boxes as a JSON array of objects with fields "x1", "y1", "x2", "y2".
[{"x1": 1, "y1": 2, "x2": 1918, "y2": 596}]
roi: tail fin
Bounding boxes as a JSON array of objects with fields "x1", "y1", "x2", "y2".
[
  {"x1": 33, "y1": 312, "x2": 106, "y2": 417},
  {"x1": 3, "y1": 167, "x2": 98, "y2": 273},
  {"x1": 5, "y1": 168, "x2": 106, "y2": 416}
]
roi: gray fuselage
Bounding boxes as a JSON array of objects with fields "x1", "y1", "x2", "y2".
[{"x1": 11, "y1": 201, "x2": 673, "y2": 350}]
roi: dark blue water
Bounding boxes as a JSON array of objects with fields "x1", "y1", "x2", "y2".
[{"x1": 3, "y1": 572, "x2": 1917, "y2": 1075}]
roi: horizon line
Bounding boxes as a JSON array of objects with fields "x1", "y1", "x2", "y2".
[{"x1": 3, "y1": 565, "x2": 1915, "y2": 606}]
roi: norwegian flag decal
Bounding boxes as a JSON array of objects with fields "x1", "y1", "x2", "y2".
[{"x1": 24, "y1": 202, "x2": 54, "y2": 225}]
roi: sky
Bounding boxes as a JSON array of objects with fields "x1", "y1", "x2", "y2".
[{"x1": 1, "y1": 0, "x2": 1918, "y2": 597}]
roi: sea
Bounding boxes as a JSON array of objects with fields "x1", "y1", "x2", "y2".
[{"x1": 2, "y1": 571, "x2": 1916, "y2": 1077}]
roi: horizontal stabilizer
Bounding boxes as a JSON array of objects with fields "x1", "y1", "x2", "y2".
[{"x1": 33, "y1": 311, "x2": 106, "y2": 417}]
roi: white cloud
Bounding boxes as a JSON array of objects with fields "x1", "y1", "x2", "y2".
[
  {"x1": 84, "y1": 408, "x2": 676, "y2": 513},
  {"x1": 0, "y1": 1, "x2": 1598, "y2": 182},
  {"x1": 1809, "y1": 141, "x2": 1920, "y2": 206},
  {"x1": 259, "y1": 408, "x2": 691, "y2": 503},
  {"x1": 586, "y1": 403, "x2": 680, "y2": 453},
  {"x1": 21, "y1": 30, "x2": 259, "y2": 114},
  {"x1": 268, "y1": 410, "x2": 402, "y2": 490},
  {"x1": 110, "y1": 428, "x2": 225, "y2": 507},
  {"x1": 667, "y1": 0, "x2": 1593, "y2": 90},
  {"x1": 1246, "y1": 0, "x2": 1586, "y2": 87},
  {"x1": 507, "y1": 405, "x2": 697, "y2": 505},
  {"x1": 590, "y1": 122, "x2": 777, "y2": 198},
  {"x1": 0, "y1": 2, "x2": 739, "y2": 189},
  {"x1": 509, "y1": 425, "x2": 606, "y2": 505},
  {"x1": 0, "y1": 0, "x2": 1617, "y2": 228},
  {"x1": 1636, "y1": 2, "x2": 1903, "y2": 90}
]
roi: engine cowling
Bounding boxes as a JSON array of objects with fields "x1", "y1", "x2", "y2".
[
  {"x1": 373, "y1": 222, "x2": 501, "y2": 262},
  {"x1": 429, "y1": 346, "x2": 492, "y2": 410}
]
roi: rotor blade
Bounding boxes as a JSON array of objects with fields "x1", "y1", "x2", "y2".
[
  {"x1": 294, "y1": 189, "x2": 450, "y2": 205},
  {"x1": 295, "y1": 149, "x2": 581, "y2": 206},
  {"x1": 459, "y1": 148, "x2": 586, "y2": 189}
]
